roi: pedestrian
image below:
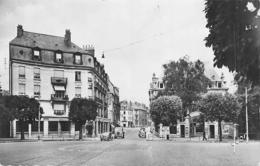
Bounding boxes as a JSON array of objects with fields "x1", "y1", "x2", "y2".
[{"x1": 203, "y1": 131, "x2": 207, "y2": 141}]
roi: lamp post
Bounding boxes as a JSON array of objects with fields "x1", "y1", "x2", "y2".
[{"x1": 245, "y1": 87, "x2": 249, "y2": 143}]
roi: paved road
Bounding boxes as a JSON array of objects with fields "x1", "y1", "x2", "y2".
[{"x1": 0, "y1": 128, "x2": 260, "y2": 166}]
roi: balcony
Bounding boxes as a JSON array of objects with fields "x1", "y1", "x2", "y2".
[
  {"x1": 51, "y1": 94, "x2": 69, "y2": 101},
  {"x1": 51, "y1": 77, "x2": 67, "y2": 85},
  {"x1": 95, "y1": 97, "x2": 103, "y2": 104}
]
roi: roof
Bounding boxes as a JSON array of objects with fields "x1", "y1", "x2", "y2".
[{"x1": 10, "y1": 31, "x2": 89, "y2": 54}]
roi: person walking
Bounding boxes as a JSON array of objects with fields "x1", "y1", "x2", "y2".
[{"x1": 203, "y1": 131, "x2": 207, "y2": 141}]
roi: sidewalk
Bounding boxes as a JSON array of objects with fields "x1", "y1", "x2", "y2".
[
  {"x1": 148, "y1": 134, "x2": 260, "y2": 143},
  {"x1": 0, "y1": 136, "x2": 100, "y2": 143}
]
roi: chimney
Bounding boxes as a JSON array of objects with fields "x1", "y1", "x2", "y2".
[
  {"x1": 17, "y1": 25, "x2": 23, "y2": 37},
  {"x1": 64, "y1": 29, "x2": 71, "y2": 47},
  {"x1": 85, "y1": 45, "x2": 95, "y2": 56}
]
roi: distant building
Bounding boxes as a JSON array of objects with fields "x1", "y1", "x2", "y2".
[
  {"x1": 9, "y1": 25, "x2": 116, "y2": 138},
  {"x1": 148, "y1": 73, "x2": 165, "y2": 102},
  {"x1": 107, "y1": 78, "x2": 120, "y2": 129},
  {"x1": 120, "y1": 100, "x2": 149, "y2": 128}
]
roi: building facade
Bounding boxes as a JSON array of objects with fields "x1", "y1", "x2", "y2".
[
  {"x1": 120, "y1": 100, "x2": 149, "y2": 128},
  {"x1": 149, "y1": 69, "x2": 236, "y2": 139},
  {"x1": 9, "y1": 25, "x2": 115, "y2": 138},
  {"x1": 148, "y1": 73, "x2": 165, "y2": 102},
  {"x1": 107, "y1": 78, "x2": 120, "y2": 129}
]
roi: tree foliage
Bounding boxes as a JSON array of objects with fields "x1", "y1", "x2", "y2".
[
  {"x1": 150, "y1": 95, "x2": 182, "y2": 127},
  {"x1": 197, "y1": 93, "x2": 241, "y2": 141},
  {"x1": 2, "y1": 95, "x2": 42, "y2": 140},
  {"x1": 162, "y1": 56, "x2": 210, "y2": 114},
  {"x1": 69, "y1": 98, "x2": 98, "y2": 139},
  {"x1": 205, "y1": 0, "x2": 260, "y2": 85}
]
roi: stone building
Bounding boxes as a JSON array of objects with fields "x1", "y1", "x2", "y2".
[
  {"x1": 120, "y1": 100, "x2": 149, "y2": 128},
  {"x1": 107, "y1": 78, "x2": 120, "y2": 129},
  {"x1": 9, "y1": 25, "x2": 115, "y2": 138},
  {"x1": 148, "y1": 73, "x2": 165, "y2": 102},
  {"x1": 149, "y1": 69, "x2": 236, "y2": 139}
]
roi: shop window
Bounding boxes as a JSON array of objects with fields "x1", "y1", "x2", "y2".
[
  {"x1": 16, "y1": 121, "x2": 28, "y2": 132},
  {"x1": 31, "y1": 121, "x2": 43, "y2": 131},
  {"x1": 60, "y1": 121, "x2": 70, "y2": 131},
  {"x1": 49, "y1": 121, "x2": 58, "y2": 131}
]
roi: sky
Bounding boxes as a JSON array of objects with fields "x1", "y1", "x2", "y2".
[{"x1": 0, "y1": 0, "x2": 236, "y2": 106}]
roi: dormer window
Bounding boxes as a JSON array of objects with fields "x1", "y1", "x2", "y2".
[
  {"x1": 34, "y1": 50, "x2": 40, "y2": 56},
  {"x1": 73, "y1": 53, "x2": 82, "y2": 65},
  {"x1": 55, "y1": 51, "x2": 63, "y2": 63},
  {"x1": 32, "y1": 48, "x2": 41, "y2": 61}
]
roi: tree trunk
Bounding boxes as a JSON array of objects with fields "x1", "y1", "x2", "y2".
[
  {"x1": 79, "y1": 125, "x2": 83, "y2": 140},
  {"x1": 21, "y1": 121, "x2": 25, "y2": 140},
  {"x1": 218, "y1": 119, "x2": 222, "y2": 142}
]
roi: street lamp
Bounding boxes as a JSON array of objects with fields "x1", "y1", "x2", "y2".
[{"x1": 245, "y1": 87, "x2": 249, "y2": 143}]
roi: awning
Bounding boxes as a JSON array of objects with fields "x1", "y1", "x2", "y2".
[{"x1": 54, "y1": 85, "x2": 65, "y2": 91}]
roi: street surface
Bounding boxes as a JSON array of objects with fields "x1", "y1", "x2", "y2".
[{"x1": 0, "y1": 128, "x2": 260, "y2": 166}]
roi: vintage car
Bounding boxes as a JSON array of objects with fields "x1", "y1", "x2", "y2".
[
  {"x1": 100, "y1": 132, "x2": 113, "y2": 141},
  {"x1": 114, "y1": 127, "x2": 125, "y2": 139}
]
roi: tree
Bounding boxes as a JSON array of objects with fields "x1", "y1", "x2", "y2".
[
  {"x1": 204, "y1": 0, "x2": 260, "y2": 85},
  {"x1": 198, "y1": 93, "x2": 241, "y2": 141},
  {"x1": 150, "y1": 95, "x2": 182, "y2": 130},
  {"x1": 162, "y1": 56, "x2": 210, "y2": 115},
  {"x1": 4, "y1": 95, "x2": 42, "y2": 140},
  {"x1": 69, "y1": 98, "x2": 98, "y2": 140}
]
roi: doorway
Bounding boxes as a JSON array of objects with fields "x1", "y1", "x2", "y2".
[
  {"x1": 180, "y1": 125, "x2": 185, "y2": 138},
  {"x1": 210, "y1": 125, "x2": 215, "y2": 138}
]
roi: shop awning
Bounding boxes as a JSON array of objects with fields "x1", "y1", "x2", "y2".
[{"x1": 54, "y1": 85, "x2": 65, "y2": 91}]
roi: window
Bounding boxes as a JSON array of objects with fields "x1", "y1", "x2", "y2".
[
  {"x1": 75, "y1": 71, "x2": 81, "y2": 81},
  {"x1": 75, "y1": 87, "x2": 81, "y2": 98},
  {"x1": 218, "y1": 82, "x2": 222, "y2": 88},
  {"x1": 34, "y1": 85, "x2": 40, "y2": 97},
  {"x1": 34, "y1": 68, "x2": 40, "y2": 80},
  {"x1": 19, "y1": 66, "x2": 25, "y2": 79},
  {"x1": 88, "y1": 83, "x2": 93, "y2": 89},
  {"x1": 55, "y1": 52, "x2": 63, "y2": 63},
  {"x1": 74, "y1": 54, "x2": 82, "y2": 64},
  {"x1": 88, "y1": 77, "x2": 92, "y2": 82},
  {"x1": 160, "y1": 83, "x2": 164, "y2": 89},
  {"x1": 34, "y1": 50, "x2": 40, "y2": 56},
  {"x1": 19, "y1": 83, "x2": 25, "y2": 95},
  {"x1": 32, "y1": 49, "x2": 41, "y2": 61},
  {"x1": 54, "y1": 70, "x2": 64, "y2": 77}
]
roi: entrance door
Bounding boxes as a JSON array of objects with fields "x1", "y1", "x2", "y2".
[
  {"x1": 210, "y1": 125, "x2": 215, "y2": 138},
  {"x1": 181, "y1": 125, "x2": 185, "y2": 138}
]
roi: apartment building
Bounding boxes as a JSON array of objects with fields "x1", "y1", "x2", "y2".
[{"x1": 9, "y1": 25, "x2": 112, "y2": 138}]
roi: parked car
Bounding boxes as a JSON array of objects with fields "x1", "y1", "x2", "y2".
[
  {"x1": 138, "y1": 127, "x2": 146, "y2": 138},
  {"x1": 114, "y1": 127, "x2": 125, "y2": 139},
  {"x1": 100, "y1": 132, "x2": 113, "y2": 141}
]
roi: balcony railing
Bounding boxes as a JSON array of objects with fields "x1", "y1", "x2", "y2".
[
  {"x1": 51, "y1": 94, "x2": 69, "y2": 101},
  {"x1": 51, "y1": 77, "x2": 67, "y2": 85},
  {"x1": 95, "y1": 97, "x2": 103, "y2": 104}
]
